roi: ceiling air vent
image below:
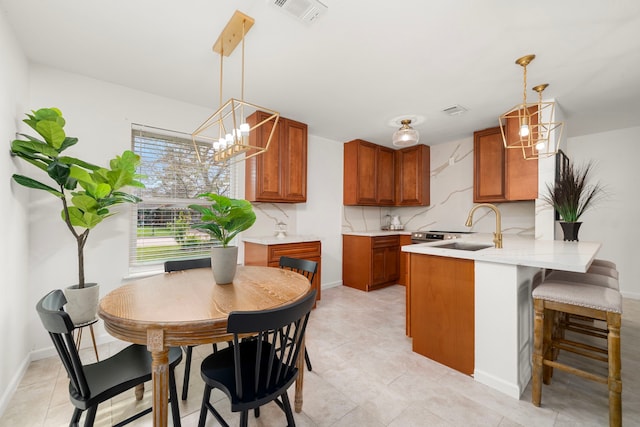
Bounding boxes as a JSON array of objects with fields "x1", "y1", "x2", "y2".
[
  {"x1": 442, "y1": 105, "x2": 468, "y2": 116},
  {"x1": 270, "y1": 0, "x2": 328, "y2": 24}
]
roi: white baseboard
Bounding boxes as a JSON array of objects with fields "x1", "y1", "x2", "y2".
[
  {"x1": 321, "y1": 280, "x2": 342, "y2": 290},
  {"x1": 474, "y1": 369, "x2": 523, "y2": 399},
  {"x1": 0, "y1": 354, "x2": 31, "y2": 418}
]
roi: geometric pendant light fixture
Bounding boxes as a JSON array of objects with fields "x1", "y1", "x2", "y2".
[
  {"x1": 498, "y1": 54, "x2": 563, "y2": 160},
  {"x1": 520, "y1": 83, "x2": 564, "y2": 160},
  {"x1": 192, "y1": 10, "x2": 280, "y2": 165}
]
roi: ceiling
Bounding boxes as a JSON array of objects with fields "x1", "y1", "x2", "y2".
[{"x1": 2, "y1": 0, "x2": 640, "y2": 147}]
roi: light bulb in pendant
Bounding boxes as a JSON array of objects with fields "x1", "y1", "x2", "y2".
[
  {"x1": 519, "y1": 124, "x2": 530, "y2": 137},
  {"x1": 239, "y1": 122, "x2": 250, "y2": 136},
  {"x1": 213, "y1": 140, "x2": 221, "y2": 150},
  {"x1": 535, "y1": 141, "x2": 546, "y2": 151}
]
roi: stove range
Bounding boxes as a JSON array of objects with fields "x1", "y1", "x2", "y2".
[{"x1": 411, "y1": 230, "x2": 474, "y2": 243}]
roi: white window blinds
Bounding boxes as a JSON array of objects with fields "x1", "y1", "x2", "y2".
[{"x1": 129, "y1": 124, "x2": 233, "y2": 269}]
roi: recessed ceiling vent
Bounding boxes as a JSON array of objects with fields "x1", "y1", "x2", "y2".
[
  {"x1": 442, "y1": 105, "x2": 468, "y2": 116},
  {"x1": 270, "y1": 0, "x2": 328, "y2": 24}
]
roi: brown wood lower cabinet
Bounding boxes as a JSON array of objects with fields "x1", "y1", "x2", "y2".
[
  {"x1": 244, "y1": 240, "x2": 321, "y2": 303},
  {"x1": 409, "y1": 253, "x2": 474, "y2": 375},
  {"x1": 342, "y1": 235, "x2": 400, "y2": 291}
]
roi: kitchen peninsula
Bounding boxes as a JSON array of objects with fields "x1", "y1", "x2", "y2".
[{"x1": 403, "y1": 234, "x2": 601, "y2": 399}]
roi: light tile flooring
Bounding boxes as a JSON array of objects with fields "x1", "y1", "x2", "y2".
[{"x1": 2, "y1": 285, "x2": 639, "y2": 426}]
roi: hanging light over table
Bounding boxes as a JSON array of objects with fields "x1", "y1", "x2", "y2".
[{"x1": 192, "y1": 10, "x2": 280, "y2": 165}]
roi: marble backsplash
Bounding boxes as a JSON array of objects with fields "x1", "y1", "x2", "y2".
[{"x1": 342, "y1": 137, "x2": 536, "y2": 236}]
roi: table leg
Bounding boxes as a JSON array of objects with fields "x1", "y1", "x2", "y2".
[
  {"x1": 148, "y1": 329, "x2": 169, "y2": 427},
  {"x1": 295, "y1": 336, "x2": 305, "y2": 413}
]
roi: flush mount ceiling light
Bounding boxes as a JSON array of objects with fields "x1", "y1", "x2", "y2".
[
  {"x1": 498, "y1": 54, "x2": 563, "y2": 159},
  {"x1": 392, "y1": 119, "x2": 420, "y2": 147},
  {"x1": 192, "y1": 10, "x2": 280, "y2": 165}
]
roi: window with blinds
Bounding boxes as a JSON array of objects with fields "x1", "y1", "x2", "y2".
[{"x1": 129, "y1": 124, "x2": 233, "y2": 271}]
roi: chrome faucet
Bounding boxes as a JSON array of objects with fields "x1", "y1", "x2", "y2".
[{"x1": 465, "y1": 203, "x2": 503, "y2": 249}]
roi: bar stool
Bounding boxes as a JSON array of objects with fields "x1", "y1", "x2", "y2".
[{"x1": 532, "y1": 279, "x2": 623, "y2": 427}]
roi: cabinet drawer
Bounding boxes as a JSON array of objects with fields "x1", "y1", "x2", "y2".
[
  {"x1": 372, "y1": 235, "x2": 400, "y2": 249},
  {"x1": 267, "y1": 241, "x2": 321, "y2": 263}
]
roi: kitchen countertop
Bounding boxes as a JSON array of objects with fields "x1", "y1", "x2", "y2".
[
  {"x1": 342, "y1": 230, "x2": 412, "y2": 237},
  {"x1": 402, "y1": 233, "x2": 600, "y2": 272},
  {"x1": 243, "y1": 235, "x2": 321, "y2": 245}
]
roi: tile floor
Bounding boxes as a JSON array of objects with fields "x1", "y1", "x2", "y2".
[{"x1": 2, "y1": 284, "x2": 639, "y2": 426}]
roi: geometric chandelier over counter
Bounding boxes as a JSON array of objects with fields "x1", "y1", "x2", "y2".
[
  {"x1": 192, "y1": 10, "x2": 279, "y2": 165},
  {"x1": 498, "y1": 54, "x2": 563, "y2": 160}
]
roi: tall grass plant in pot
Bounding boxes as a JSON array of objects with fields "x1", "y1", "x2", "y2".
[
  {"x1": 542, "y1": 159, "x2": 604, "y2": 241},
  {"x1": 189, "y1": 193, "x2": 256, "y2": 284},
  {"x1": 10, "y1": 108, "x2": 144, "y2": 323}
]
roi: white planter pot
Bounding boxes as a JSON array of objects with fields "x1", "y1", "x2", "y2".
[
  {"x1": 211, "y1": 246, "x2": 238, "y2": 284},
  {"x1": 63, "y1": 283, "x2": 100, "y2": 325}
]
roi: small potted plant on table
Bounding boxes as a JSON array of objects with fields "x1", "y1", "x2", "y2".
[{"x1": 189, "y1": 193, "x2": 256, "y2": 284}]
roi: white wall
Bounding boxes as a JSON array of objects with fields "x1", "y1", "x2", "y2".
[
  {"x1": 296, "y1": 135, "x2": 343, "y2": 287},
  {"x1": 567, "y1": 126, "x2": 640, "y2": 298},
  {"x1": 0, "y1": 9, "x2": 30, "y2": 414}
]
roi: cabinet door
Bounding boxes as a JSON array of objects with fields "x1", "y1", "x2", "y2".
[
  {"x1": 246, "y1": 111, "x2": 282, "y2": 201},
  {"x1": 505, "y1": 113, "x2": 538, "y2": 200},
  {"x1": 344, "y1": 140, "x2": 378, "y2": 205},
  {"x1": 411, "y1": 254, "x2": 474, "y2": 375},
  {"x1": 281, "y1": 118, "x2": 307, "y2": 202},
  {"x1": 396, "y1": 145, "x2": 430, "y2": 206},
  {"x1": 473, "y1": 127, "x2": 506, "y2": 202},
  {"x1": 377, "y1": 146, "x2": 395, "y2": 205}
]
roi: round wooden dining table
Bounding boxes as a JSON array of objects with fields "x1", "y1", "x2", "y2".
[{"x1": 98, "y1": 265, "x2": 312, "y2": 427}]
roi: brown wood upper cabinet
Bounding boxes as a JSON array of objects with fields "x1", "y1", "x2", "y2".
[
  {"x1": 245, "y1": 111, "x2": 307, "y2": 203},
  {"x1": 396, "y1": 144, "x2": 430, "y2": 206},
  {"x1": 473, "y1": 126, "x2": 537, "y2": 202},
  {"x1": 344, "y1": 139, "x2": 430, "y2": 206}
]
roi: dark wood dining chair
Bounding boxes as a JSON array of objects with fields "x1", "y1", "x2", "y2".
[
  {"x1": 278, "y1": 256, "x2": 317, "y2": 371},
  {"x1": 197, "y1": 289, "x2": 317, "y2": 427},
  {"x1": 164, "y1": 257, "x2": 219, "y2": 400},
  {"x1": 36, "y1": 289, "x2": 183, "y2": 427}
]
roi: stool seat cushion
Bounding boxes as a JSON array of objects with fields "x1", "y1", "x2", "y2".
[
  {"x1": 532, "y1": 280, "x2": 622, "y2": 313},
  {"x1": 545, "y1": 271, "x2": 619, "y2": 290}
]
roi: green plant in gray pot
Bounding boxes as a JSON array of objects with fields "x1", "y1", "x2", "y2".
[
  {"x1": 189, "y1": 193, "x2": 256, "y2": 284},
  {"x1": 542, "y1": 159, "x2": 604, "y2": 241},
  {"x1": 10, "y1": 107, "x2": 144, "y2": 323}
]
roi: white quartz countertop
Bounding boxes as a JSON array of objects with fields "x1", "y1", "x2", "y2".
[
  {"x1": 402, "y1": 233, "x2": 601, "y2": 273},
  {"x1": 243, "y1": 235, "x2": 321, "y2": 245},
  {"x1": 342, "y1": 230, "x2": 413, "y2": 237}
]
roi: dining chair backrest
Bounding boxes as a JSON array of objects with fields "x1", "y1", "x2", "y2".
[
  {"x1": 36, "y1": 290, "x2": 91, "y2": 398},
  {"x1": 164, "y1": 257, "x2": 211, "y2": 272},
  {"x1": 227, "y1": 289, "x2": 317, "y2": 402},
  {"x1": 278, "y1": 256, "x2": 317, "y2": 284}
]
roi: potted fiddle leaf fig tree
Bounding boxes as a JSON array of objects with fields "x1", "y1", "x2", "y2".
[
  {"x1": 10, "y1": 107, "x2": 144, "y2": 323},
  {"x1": 189, "y1": 193, "x2": 256, "y2": 284},
  {"x1": 542, "y1": 158, "x2": 604, "y2": 241}
]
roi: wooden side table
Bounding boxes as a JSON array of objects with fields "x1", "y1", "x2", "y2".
[{"x1": 73, "y1": 318, "x2": 99, "y2": 361}]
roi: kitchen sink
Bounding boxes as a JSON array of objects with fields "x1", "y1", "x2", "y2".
[{"x1": 435, "y1": 242, "x2": 493, "y2": 251}]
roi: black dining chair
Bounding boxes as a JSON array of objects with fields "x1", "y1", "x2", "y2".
[
  {"x1": 36, "y1": 289, "x2": 183, "y2": 427},
  {"x1": 278, "y1": 256, "x2": 317, "y2": 371},
  {"x1": 197, "y1": 289, "x2": 317, "y2": 427},
  {"x1": 164, "y1": 257, "x2": 220, "y2": 400}
]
